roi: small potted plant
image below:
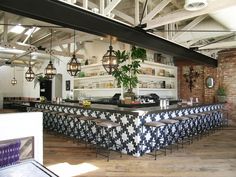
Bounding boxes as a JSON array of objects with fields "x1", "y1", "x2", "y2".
[
  {"x1": 112, "y1": 46, "x2": 146, "y2": 102},
  {"x1": 216, "y1": 87, "x2": 227, "y2": 102}
]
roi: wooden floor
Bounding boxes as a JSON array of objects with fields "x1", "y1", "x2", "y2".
[{"x1": 44, "y1": 127, "x2": 236, "y2": 177}]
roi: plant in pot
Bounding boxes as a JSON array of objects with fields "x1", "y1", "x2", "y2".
[
  {"x1": 216, "y1": 87, "x2": 227, "y2": 103},
  {"x1": 112, "y1": 46, "x2": 146, "y2": 103}
]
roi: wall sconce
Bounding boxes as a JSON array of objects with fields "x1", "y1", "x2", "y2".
[{"x1": 183, "y1": 66, "x2": 200, "y2": 92}]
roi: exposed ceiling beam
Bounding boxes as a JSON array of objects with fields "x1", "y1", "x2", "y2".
[
  {"x1": 172, "y1": 15, "x2": 208, "y2": 41},
  {"x1": 135, "y1": 0, "x2": 139, "y2": 26},
  {"x1": 83, "y1": 0, "x2": 88, "y2": 9},
  {"x1": 100, "y1": 0, "x2": 105, "y2": 15},
  {"x1": 143, "y1": 0, "x2": 171, "y2": 22},
  {"x1": 104, "y1": 0, "x2": 121, "y2": 15},
  {"x1": 145, "y1": 0, "x2": 236, "y2": 29},
  {"x1": 77, "y1": 0, "x2": 134, "y2": 25},
  {"x1": 23, "y1": 26, "x2": 37, "y2": 44},
  {"x1": 113, "y1": 9, "x2": 134, "y2": 25},
  {"x1": 3, "y1": 12, "x2": 8, "y2": 42},
  {"x1": 199, "y1": 41, "x2": 236, "y2": 50},
  {"x1": 0, "y1": 0, "x2": 217, "y2": 67}
]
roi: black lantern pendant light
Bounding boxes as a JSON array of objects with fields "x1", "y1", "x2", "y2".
[
  {"x1": 25, "y1": 32, "x2": 35, "y2": 82},
  {"x1": 11, "y1": 66, "x2": 17, "y2": 85},
  {"x1": 102, "y1": 36, "x2": 118, "y2": 75},
  {"x1": 25, "y1": 52, "x2": 35, "y2": 82},
  {"x1": 45, "y1": 29, "x2": 57, "y2": 79},
  {"x1": 67, "y1": 30, "x2": 81, "y2": 76}
]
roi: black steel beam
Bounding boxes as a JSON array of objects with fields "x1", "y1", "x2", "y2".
[{"x1": 0, "y1": 0, "x2": 217, "y2": 67}]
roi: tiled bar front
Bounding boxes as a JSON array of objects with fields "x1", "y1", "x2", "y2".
[{"x1": 32, "y1": 103, "x2": 224, "y2": 157}]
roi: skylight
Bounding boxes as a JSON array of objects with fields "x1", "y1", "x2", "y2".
[
  {"x1": 10, "y1": 24, "x2": 25, "y2": 34},
  {"x1": 25, "y1": 27, "x2": 40, "y2": 35}
]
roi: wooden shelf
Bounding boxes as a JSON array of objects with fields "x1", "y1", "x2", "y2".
[
  {"x1": 139, "y1": 88, "x2": 175, "y2": 91},
  {"x1": 74, "y1": 75, "x2": 114, "y2": 80},
  {"x1": 74, "y1": 88, "x2": 121, "y2": 91},
  {"x1": 141, "y1": 61, "x2": 176, "y2": 69},
  {"x1": 138, "y1": 74, "x2": 175, "y2": 80},
  {"x1": 81, "y1": 63, "x2": 102, "y2": 69}
]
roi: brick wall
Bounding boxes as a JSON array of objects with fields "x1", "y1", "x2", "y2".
[
  {"x1": 218, "y1": 49, "x2": 236, "y2": 125},
  {"x1": 176, "y1": 48, "x2": 236, "y2": 125},
  {"x1": 176, "y1": 61, "x2": 218, "y2": 103}
]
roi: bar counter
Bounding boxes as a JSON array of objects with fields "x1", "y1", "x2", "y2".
[{"x1": 31, "y1": 102, "x2": 224, "y2": 156}]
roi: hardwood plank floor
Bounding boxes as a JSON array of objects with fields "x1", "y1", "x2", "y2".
[{"x1": 44, "y1": 126, "x2": 236, "y2": 177}]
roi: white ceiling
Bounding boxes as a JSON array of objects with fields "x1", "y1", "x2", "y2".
[{"x1": 0, "y1": 0, "x2": 236, "y2": 67}]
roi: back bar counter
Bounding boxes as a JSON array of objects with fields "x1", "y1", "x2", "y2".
[{"x1": 29, "y1": 102, "x2": 224, "y2": 157}]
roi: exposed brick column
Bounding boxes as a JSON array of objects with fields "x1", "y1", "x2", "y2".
[{"x1": 218, "y1": 49, "x2": 236, "y2": 125}]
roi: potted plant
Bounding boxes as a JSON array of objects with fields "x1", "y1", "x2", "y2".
[
  {"x1": 216, "y1": 87, "x2": 227, "y2": 102},
  {"x1": 112, "y1": 46, "x2": 146, "y2": 102}
]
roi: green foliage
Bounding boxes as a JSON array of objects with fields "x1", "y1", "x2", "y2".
[
  {"x1": 112, "y1": 47, "x2": 146, "y2": 90},
  {"x1": 217, "y1": 87, "x2": 226, "y2": 96},
  {"x1": 37, "y1": 75, "x2": 48, "y2": 82},
  {"x1": 131, "y1": 46, "x2": 147, "y2": 61}
]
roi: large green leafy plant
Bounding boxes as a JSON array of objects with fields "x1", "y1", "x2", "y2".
[{"x1": 112, "y1": 46, "x2": 146, "y2": 91}]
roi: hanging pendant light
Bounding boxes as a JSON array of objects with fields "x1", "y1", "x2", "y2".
[
  {"x1": 102, "y1": 36, "x2": 118, "y2": 75},
  {"x1": 67, "y1": 30, "x2": 81, "y2": 76},
  {"x1": 11, "y1": 66, "x2": 17, "y2": 85},
  {"x1": 25, "y1": 50, "x2": 35, "y2": 82},
  {"x1": 45, "y1": 29, "x2": 57, "y2": 79}
]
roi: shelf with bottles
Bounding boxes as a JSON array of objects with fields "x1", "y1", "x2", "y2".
[
  {"x1": 138, "y1": 79, "x2": 175, "y2": 90},
  {"x1": 74, "y1": 78, "x2": 119, "y2": 90},
  {"x1": 138, "y1": 88, "x2": 175, "y2": 91},
  {"x1": 138, "y1": 74, "x2": 176, "y2": 81},
  {"x1": 74, "y1": 88, "x2": 121, "y2": 91},
  {"x1": 140, "y1": 61, "x2": 176, "y2": 78}
]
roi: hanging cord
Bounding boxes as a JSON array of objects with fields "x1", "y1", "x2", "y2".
[
  {"x1": 110, "y1": 36, "x2": 112, "y2": 46},
  {"x1": 139, "y1": 0, "x2": 148, "y2": 26},
  {"x1": 14, "y1": 66, "x2": 15, "y2": 77},
  {"x1": 29, "y1": 27, "x2": 37, "y2": 67},
  {"x1": 73, "y1": 29, "x2": 76, "y2": 55},
  {"x1": 50, "y1": 29, "x2": 53, "y2": 61}
]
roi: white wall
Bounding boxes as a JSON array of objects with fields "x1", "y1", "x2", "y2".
[
  {"x1": 0, "y1": 91, "x2": 3, "y2": 109},
  {"x1": 0, "y1": 40, "x2": 152, "y2": 99},
  {"x1": 0, "y1": 112, "x2": 43, "y2": 163},
  {"x1": 0, "y1": 66, "x2": 24, "y2": 97}
]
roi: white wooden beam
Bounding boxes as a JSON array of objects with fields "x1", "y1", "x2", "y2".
[
  {"x1": 199, "y1": 41, "x2": 236, "y2": 50},
  {"x1": 135, "y1": 0, "x2": 139, "y2": 26},
  {"x1": 83, "y1": 0, "x2": 88, "y2": 9},
  {"x1": 112, "y1": 9, "x2": 134, "y2": 25},
  {"x1": 3, "y1": 13, "x2": 8, "y2": 42},
  {"x1": 77, "y1": 0, "x2": 134, "y2": 25},
  {"x1": 23, "y1": 27, "x2": 37, "y2": 44},
  {"x1": 173, "y1": 15, "x2": 207, "y2": 41},
  {"x1": 143, "y1": 0, "x2": 171, "y2": 22},
  {"x1": 145, "y1": 0, "x2": 236, "y2": 29},
  {"x1": 104, "y1": 0, "x2": 121, "y2": 15},
  {"x1": 100, "y1": 0, "x2": 105, "y2": 15}
]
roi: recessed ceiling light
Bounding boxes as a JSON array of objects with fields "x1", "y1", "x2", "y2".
[{"x1": 10, "y1": 24, "x2": 25, "y2": 34}]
